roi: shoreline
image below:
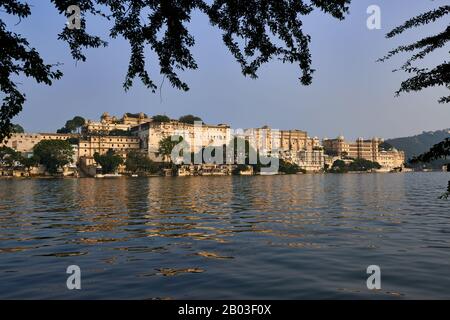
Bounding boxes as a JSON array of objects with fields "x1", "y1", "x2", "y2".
[{"x1": 0, "y1": 170, "x2": 439, "y2": 180}]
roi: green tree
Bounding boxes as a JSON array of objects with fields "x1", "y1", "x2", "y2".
[
  {"x1": 18, "y1": 155, "x2": 39, "y2": 175},
  {"x1": 57, "y1": 116, "x2": 86, "y2": 134},
  {"x1": 94, "y1": 150, "x2": 123, "y2": 174},
  {"x1": 67, "y1": 137, "x2": 80, "y2": 145},
  {"x1": 33, "y1": 140, "x2": 74, "y2": 174},
  {"x1": 158, "y1": 136, "x2": 183, "y2": 163},
  {"x1": 0, "y1": 1, "x2": 351, "y2": 142},
  {"x1": 279, "y1": 159, "x2": 302, "y2": 174},
  {"x1": 152, "y1": 115, "x2": 171, "y2": 123},
  {"x1": 330, "y1": 158, "x2": 381, "y2": 173},
  {"x1": 11, "y1": 124, "x2": 24, "y2": 133},
  {"x1": 348, "y1": 159, "x2": 381, "y2": 171},
  {"x1": 71, "y1": 116, "x2": 86, "y2": 133},
  {"x1": 56, "y1": 127, "x2": 71, "y2": 134},
  {"x1": 330, "y1": 159, "x2": 348, "y2": 173},
  {"x1": 125, "y1": 150, "x2": 158, "y2": 174},
  {"x1": 380, "y1": 5, "x2": 449, "y2": 104},
  {"x1": 179, "y1": 115, "x2": 203, "y2": 124},
  {"x1": 0, "y1": 146, "x2": 20, "y2": 167}
]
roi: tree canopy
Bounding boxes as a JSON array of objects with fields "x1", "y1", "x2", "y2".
[
  {"x1": 125, "y1": 150, "x2": 158, "y2": 174},
  {"x1": 0, "y1": 145, "x2": 38, "y2": 172},
  {"x1": 11, "y1": 124, "x2": 24, "y2": 133},
  {"x1": 330, "y1": 158, "x2": 381, "y2": 173},
  {"x1": 94, "y1": 149, "x2": 123, "y2": 174},
  {"x1": 56, "y1": 116, "x2": 86, "y2": 134},
  {"x1": 33, "y1": 140, "x2": 74, "y2": 174},
  {"x1": 0, "y1": 146, "x2": 20, "y2": 167},
  {"x1": 179, "y1": 114, "x2": 203, "y2": 124},
  {"x1": 152, "y1": 115, "x2": 171, "y2": 123},
  {"x1": 380, "y1": 5, "x2": 450, "y2": 104},
  {"x1": 0, "y1": 0, "x2": 351, "y2": 142},
  {"x1": 158, "y1": 135, "x2": 183, "y2": 163},
  {"x1": 410, "y1": 138, "x2": 450, "y2": 164}
]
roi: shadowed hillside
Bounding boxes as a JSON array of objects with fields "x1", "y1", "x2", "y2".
[{"x1": 386, "y1": 129, "x2": 450, "y2": 168}]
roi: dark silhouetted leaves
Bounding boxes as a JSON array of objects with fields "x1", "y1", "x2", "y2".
[{"x1": 380, "y1": 5, "x2": 450, "y2": 104}]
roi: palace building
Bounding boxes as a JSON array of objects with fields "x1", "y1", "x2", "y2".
[
  {"x1": 83, "y1": 112, "x2": 152, "y2": 134},
  {"x1": 323, "y1": 136, "x2": 405, "y2": 169},
  {"x1": 1, "y1": 133, "x2": 77, "y2": 154},
  {"x1": 2, "y1": 111, "x2": 407, "y2": 174},
  {"x1": 131, "y1": 120, "x2": 232, "y2": 161},
  {"x1": 78, "y1": 135, "x2": 141, "y2": 166}
]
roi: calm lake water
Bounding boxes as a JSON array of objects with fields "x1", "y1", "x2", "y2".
[{"x1": 0, "y1": 173, "x2": 449, "y2": 299}]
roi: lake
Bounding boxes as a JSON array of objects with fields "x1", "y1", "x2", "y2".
[{"x1": 0, "y1": 173, "x2": 449, "y2": 299}]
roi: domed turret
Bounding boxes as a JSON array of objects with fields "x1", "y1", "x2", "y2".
[
  {"x1": 101, "y1": 112, "x2": 110, "y2": 120},
  {"x1": 101, "y1": 112, "x2": 111, "y2": 123}
]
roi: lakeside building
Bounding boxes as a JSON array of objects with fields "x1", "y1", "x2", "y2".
[
  {"x1": 1, "y1": 133, "x2": 77, "y2": 154},
  {"x1": 244, "y1": 127, "x2": 320, "y2": 153},
  {"x1": 244, "y1": 126, "x2": 281, "y2": 153},
  {"x1": 322, "y1": 136, "x2": 381, "y2": 161},
  {"x1": 1, "y1": 133, "x2": 79, "y2": 176},
  {"x1": 323, "y1": 136, "x2": 405, "y2": 170},
  {"x1": 132, "y1": 121, "x2": 326, "y2": 170},
  {"x1": 1, "y1": 111, "x2": 408, "y2": 174},
  {"x1": 377, "y1": 149, "x2": 407, "y2": 170},
  {"x1": 131, "y1": 120, "x2": 232, "y2": 161},
  {"x1": 280, "y1": 129, "x2": 308, "y2": 152},
  {"x1": 297, "y1": 149, "x2": 325, "y2": 172},
  {"x1": 78, "y1": 135, "x2": 141, "y2": 166},
  {"x1": 83, "y1": 112, "x2": 152, "y2": 134}
]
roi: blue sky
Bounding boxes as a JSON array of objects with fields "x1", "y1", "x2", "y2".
[{"x1": 6, "y1": 0, "x2": 450, "y2": 139}]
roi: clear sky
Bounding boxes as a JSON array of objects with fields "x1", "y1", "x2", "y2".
[{"x1": 7, "y1": 0, "x2": 450, "y2": 139}]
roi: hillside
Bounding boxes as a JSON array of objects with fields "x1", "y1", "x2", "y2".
[{"x1": 385, "y1": 129, "x2": 450, "y2": 168}]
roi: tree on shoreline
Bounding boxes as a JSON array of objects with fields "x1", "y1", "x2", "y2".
[
  {"x1": 125, "y1": 151, "x2": 158, "y2": 174},
  {"x1": 94, "y1": 150, "x2": 123, "y2": 174},
  {"x1": 0, "y1": 0, "x2": 351, "y2": 142},
  {"x1": 329, "y1": 158, "x2": 381, "y2": 173},
  {"x1": 158, "y1": 135, "x2": 184, "y2": 164},
  {"x1": 33, "y1": 140, "x2": 74, "y2": 174},
  {"x1": 0, "y1": 146, "x2": 20, "y2": 167}
]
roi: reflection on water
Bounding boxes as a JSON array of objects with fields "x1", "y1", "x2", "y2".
[{"x1": 0, "y1": 173, "x2": 449, "y2": 299}]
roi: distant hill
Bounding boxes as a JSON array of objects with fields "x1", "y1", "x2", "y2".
[{"x1": 385, "y1": 129, "x2": 450, "y2": 168}]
